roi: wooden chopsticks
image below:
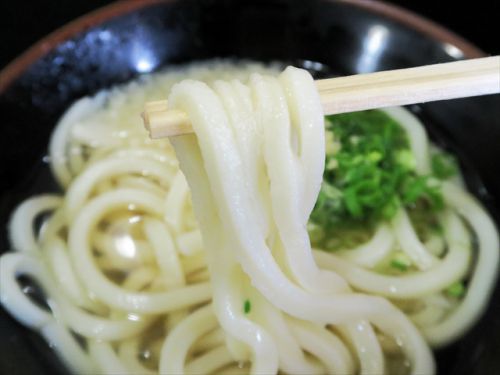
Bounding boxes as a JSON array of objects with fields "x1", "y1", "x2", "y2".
[{"x1": 142, "y1": 56, "x2": 500, "y2": 139}]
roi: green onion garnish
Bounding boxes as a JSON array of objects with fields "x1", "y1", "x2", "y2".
[
  {"x1": 243, "y1": 299, "x2": 251, "y2": 314},
  {"x1": 431, "y1": 152, "x2": 458, "y2": 180},
  {"x1": 309, "y1": 110, "x2": 455, "y2": 251},
  {"x1": 446, "y1": 282, "x2": 466, "y2": 298},
  {"x1": 390, "y1": 252, "x2": 412, "y2": 272},
  {"x1": 390, "y1": 259, "x2": 409, "y2": 272}
]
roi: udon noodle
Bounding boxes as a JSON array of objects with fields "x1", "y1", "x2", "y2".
[{"x1": 0, "y1": 61, "x2": 498, "y2": 375}]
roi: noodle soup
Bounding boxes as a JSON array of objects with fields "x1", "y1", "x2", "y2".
[{"x1": 1, "y1": 61, "x2": 498, "y2": 375}]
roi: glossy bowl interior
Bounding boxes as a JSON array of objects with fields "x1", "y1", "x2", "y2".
[{"x1": 0, "y1": 0, "x2": 499, "y2": 374}]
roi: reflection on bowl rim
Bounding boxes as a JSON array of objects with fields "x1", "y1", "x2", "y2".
[{"x1": 0, "y1": 0, "x2": 485, "y2": 94}]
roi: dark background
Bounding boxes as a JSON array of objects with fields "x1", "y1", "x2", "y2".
[{"x1": 0, "y1": 0, "x2": 498, "y2": 69}]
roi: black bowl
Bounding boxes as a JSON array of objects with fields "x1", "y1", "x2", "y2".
[{"x1": 0, "y1": 1, "x2": 499, "y2": 374}]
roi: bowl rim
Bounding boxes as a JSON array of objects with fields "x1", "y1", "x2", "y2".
[{"x1": 0, "y1": 0, "x2": 486, "y2": 94}]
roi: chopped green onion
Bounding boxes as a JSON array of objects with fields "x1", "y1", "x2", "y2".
[
  {"x1": 326, "y1": 158, "x2": 338, "y2": 171},
  {"x1": 325, "y1": 130, "x2": 338, "y2": 155},
  {"x1": 432, "y1": 152, "x2": 458, "y2": 180},
  {"x1": 390, "y1": 252, "x2": 412, "y2": 272},
  {"x1": 446, "y1": 282, "x2": 465, "y2": 298},
  {"x1": 396, "y1": 149, "x2": 416, "y2": 169},
  {"x1": 390, "y1": 260, "x2": 408, "y2": 271},
  {"x1": 243, "y1": 299, "x2": 251, "y2": 314},
  {"x1": 368, "y1": 151, "x2": 383, "y2": 163},
  {"x1": 309, "y1": 110, "x2": 453, "y2": 252}
]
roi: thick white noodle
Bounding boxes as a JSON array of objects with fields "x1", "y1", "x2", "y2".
[
  {"x1": 68, "y1": 189, "x2": 212, "y2": 313},
  {"x1": 64, "y1": 156, "x2": 173, "y2": 219},
  {"x1": 314, "y1": 211, "x2": 471, "y2": 299},
  {"x1": 185, "y1": 345, "x2": 235, "y2": 374},
  {"x1": 381, "y1": 107, "x2": 430, "y2": 174},
  {"x1": 421, "y1": 183, "x2": 499, "y2": 346},
  {"x1": 159, "y1": 304, "x2": 219, "y2": 374},
  {"x1": 118, "y1": 339, "x2": 156, "y2": 375},
  {"x1": 392, "y1": 208, "x2": 439, "y2": 270},
  {"x1": 8, "y1": 195, "x2": 62, "y2": 253},
  {"x1": 48, "y1": 94, "x2": 108, "y2": 187},
  {"x1": 287, "y1": 317, "x2": 356, "y2": 374},
  {"x1": 337, "y1": 224, "x2": 394, "y2": 268}
]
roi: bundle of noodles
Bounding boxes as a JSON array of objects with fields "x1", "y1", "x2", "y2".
[
  {"x1": 0, "y1": 61, "x2": 498, "y2": 375},
  {"x1": 166, "y1": 66, "x2": 439, "y2": 374}
]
